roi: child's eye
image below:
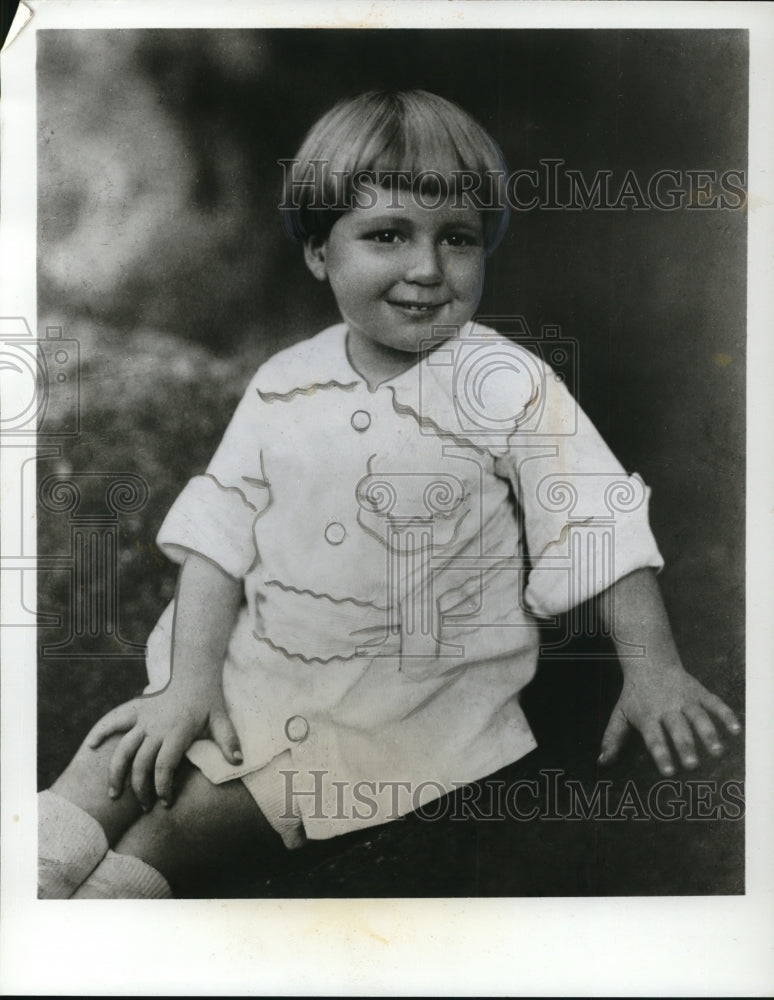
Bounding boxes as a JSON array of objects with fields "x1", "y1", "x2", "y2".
[
  {"x1": 367, "y1": 230, "x2": 404, "y2": 244},
  {"x1": 442, "y1": 232, "x2": 480, "y2": 248}
]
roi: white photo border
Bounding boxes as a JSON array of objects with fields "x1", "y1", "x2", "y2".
[{"x1": 1, "y1": 1, "x2": 773, "y2": 995}]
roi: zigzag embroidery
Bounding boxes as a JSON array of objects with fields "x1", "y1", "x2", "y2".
[
  {"x1": 263, "y1": 577, "x2": 388, "y2": 611},
  {"x1": 256, "y1": 380, "x2": 359, "y2": 403},
  {"x1": 387, "y1": 387, "x2": 486, "y2": 455},
  {"x1": 201, "y1": 473, "x2": 259, "y2": 512}
]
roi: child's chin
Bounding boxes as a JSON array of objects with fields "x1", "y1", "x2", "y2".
[
  {"x1": 392, "y1": 335, "x2": 443, "y2": 356},
  {"x1": 387, "y1": 324, "x2": 458, "y2": 354}
]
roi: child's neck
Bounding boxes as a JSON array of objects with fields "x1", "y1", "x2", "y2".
[{"x1": 345, "y1": 330, "x2": 425, "y2": 391}]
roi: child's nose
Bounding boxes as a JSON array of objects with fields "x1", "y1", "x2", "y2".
[{"x1": 404, "y1": 240, "x2": 443, "y2": 284}]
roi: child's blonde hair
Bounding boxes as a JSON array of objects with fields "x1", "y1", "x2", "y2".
[{"x1": 281, "y1": 89, "x2": 510, "y2": 254}]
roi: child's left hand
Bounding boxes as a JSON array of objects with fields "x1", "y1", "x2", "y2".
[{"x1": 597, "y1": 663, "x2": 741, "y2": 776}]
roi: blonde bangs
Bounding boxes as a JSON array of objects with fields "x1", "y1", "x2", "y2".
[{"x1": 281, "y1": 91, "x2": 509, "y2": 252}]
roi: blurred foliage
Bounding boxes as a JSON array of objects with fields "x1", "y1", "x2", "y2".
[
  {"x1": 38, "y1": 29, "x2": 748, "y2": 352},
  {"x1": 37, "y1": 324, "x2": 256, "y2": 784}
]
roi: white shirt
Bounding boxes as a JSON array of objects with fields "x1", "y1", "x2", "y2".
[{"x1": 146, "y1": 321, "x2": 663, "y2": 838}]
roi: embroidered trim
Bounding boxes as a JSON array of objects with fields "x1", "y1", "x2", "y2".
[
  {"x1": 252, "y1": 630, "x2": 367, "y2": 665},
  {"x1": 201, "y1": 472, "x2": 259, "y2": 513},
  {"x1": 263, "y1": 577, "x2": 388, "y2": 611},
  {"x1": 242, "y1": 475, "x2": 270, "y2": 490},
  {"x1": 256, "y1": 380, "x2": 359, "y2": 403},
  {"x1": 387, "y1": 386, "x2": 487, "y2": 455}
]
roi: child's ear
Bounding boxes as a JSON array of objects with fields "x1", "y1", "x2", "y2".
[{"x1": 303, "y1": 236, "x2": 328, "y2": 282}]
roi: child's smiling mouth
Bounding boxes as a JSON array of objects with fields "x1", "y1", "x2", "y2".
[{"x1": 387, "y1": 299, "x2": 450, "y2": 314}]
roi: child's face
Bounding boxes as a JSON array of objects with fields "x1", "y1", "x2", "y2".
[{"x1": 304, "y1": 184, "x2": 486, "y2": 357}]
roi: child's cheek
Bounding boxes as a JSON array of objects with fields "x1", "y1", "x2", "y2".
[{"x1": 461, "y1": 257, "x2": 486, "y2": 305}]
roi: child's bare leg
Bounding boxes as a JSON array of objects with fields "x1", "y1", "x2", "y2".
[
  {"x1": 38, "y1": 740, "x2": 146, "y2": 899},
  {"x1": 51, "y1": 734, "x2": 144, "y2": 843},
  {"x1": 73, "y1": 760, "x2": 281, "y2": 898},
  {"x1": 39, "y1": 734, "x2": 149, "y2": 898}
]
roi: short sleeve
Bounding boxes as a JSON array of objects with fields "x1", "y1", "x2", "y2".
[
  {"x1": 493, "y1": 361, "x2": 664, "y2": 617},
  {"x1": 156, "y1": 373, "x2": 272, "y2": 580}
]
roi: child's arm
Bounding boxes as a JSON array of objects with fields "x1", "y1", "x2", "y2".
[
  {"x1": 596, "y1": 567, "x2": 741, "y2": 775},
  {"x1": 85, "y1": 552, "x2": 243, "y2": 808}
]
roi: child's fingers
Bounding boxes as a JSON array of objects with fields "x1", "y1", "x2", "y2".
[
  {"x1": 682, "y1": 704, "x2": 725, "y2": 757},
  {"x1": 86, "y1": 701, "x2": 138, "y2": 749},
  {"x1": 698, "y1": 689, "x2": 742, "y2": 736},
  {"x1": 107, "y1": 725, "x2": 145, "y2": 799},
  {"x1": 640, "y1": 723, "x2": 677, "y2": 777},
  {"x1": 154, "y1": 729, "x2": 194, "y2": 805},
  {"x1": 598, "y1": 706, "x2": 630, "y2": 764},
  {"x1": 131, "y1": 735, "x2": 163, "y2": 810},
  {"x1": 209, "y1": 708, "x2": 243, "y2": 766},
  {"x1": 662, "y1": 711, "x2": 699, "y2": 769}
]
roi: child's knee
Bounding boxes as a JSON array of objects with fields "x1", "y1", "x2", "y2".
[
  {"x1": 50, "y1": 734, "x2": 141, "y2": 841},
  {"x1": 112, "y1": 801, "x2": 180, "y2": 873},
  {"x1": 112, "y1": 790, "x2": 225, "y2": 889},
  {"x1": 112, "y1": 769, "x2": 278, "y2": 891},
  {"x1": 52, "y1": 733, "x2": 117, "y2": 797}
]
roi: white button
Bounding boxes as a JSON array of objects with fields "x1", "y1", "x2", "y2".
[
  {"x1": 324, "y1": 521, "x2": 346, "y2": 545},
  {"x1": 285, "y1": 715, "x2": 309, "y2": 742},
  {"x1": 351, "y1": 409, "x2": 371, "y2": 432}
]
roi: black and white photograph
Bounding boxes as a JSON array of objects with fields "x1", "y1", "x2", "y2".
[{"x1": 1, "y1": 1, "x2": 773, "y2": 994}]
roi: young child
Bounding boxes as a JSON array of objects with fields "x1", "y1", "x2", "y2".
[{"x1": 38, "y1": 90, "x2": 741, "y2": 899}]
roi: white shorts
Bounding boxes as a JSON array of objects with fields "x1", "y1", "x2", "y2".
[{"x1": 238, "y1": 749, "x2": 307, "y2": 851}]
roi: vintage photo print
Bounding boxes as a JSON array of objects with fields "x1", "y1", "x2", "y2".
[{"x1": 2, "y1": 1, "x2": 773, "y2": 994}]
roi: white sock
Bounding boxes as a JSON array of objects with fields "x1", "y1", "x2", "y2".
[
  {"x1": 71, "y1": 849, "x2": 173, "y2": 899},
  {"x1": 38, "y1": 790, "x2": 109, "y2": 899}
]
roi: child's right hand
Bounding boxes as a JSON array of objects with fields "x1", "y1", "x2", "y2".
[{"x1": 85, "y1": 682, "x2": 243, "y2": 810}]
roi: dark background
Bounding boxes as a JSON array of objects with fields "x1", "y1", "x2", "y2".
[
  {"x1": 36, "y1": 29, "x2": 746, "y2": 896},
  {"x1": 0, "y1": 0, "x2": 19, "y2": 52}
]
